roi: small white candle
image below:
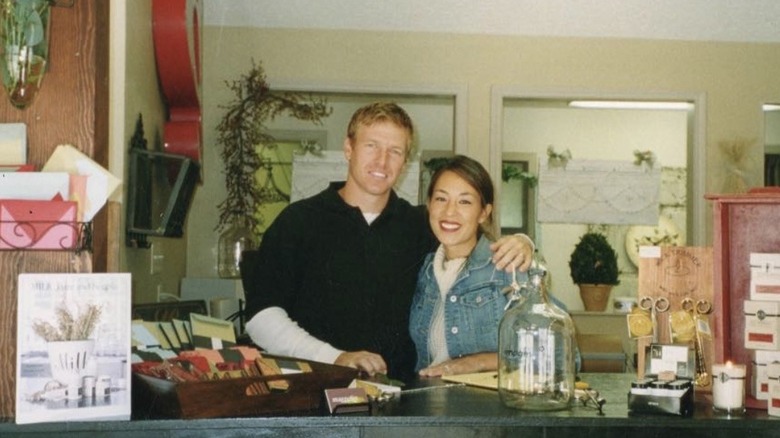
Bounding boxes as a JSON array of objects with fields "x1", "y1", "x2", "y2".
[{"x1": 712, "y1": 361, "x2": 746, "y2": 413}]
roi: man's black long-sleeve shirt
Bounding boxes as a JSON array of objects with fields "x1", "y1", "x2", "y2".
[{"x1": 243, "y1": 182, "x2": 435, "y2": 381}]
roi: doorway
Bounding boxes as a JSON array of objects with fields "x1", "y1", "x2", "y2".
[{"x1": 490, "y1": 89, "x2": 706, "y2": 312}]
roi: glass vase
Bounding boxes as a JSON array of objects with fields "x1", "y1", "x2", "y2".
[
  {"x1": 217, "y1": 217, "x2": 258, "y2": 278},
  {"x1": 498, "y1": 265, "x2": 576, "y2": 411},
  {"x1": 0, "y1": 0, "x2": 51, "y2": 109}
]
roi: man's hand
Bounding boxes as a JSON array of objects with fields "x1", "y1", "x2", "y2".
[
  {"x1": 335, "y1": 351, "x2": 388, "y2": 376},
  {"x1": 490, "y1": 234, "x2": 534, "y2": 272}
]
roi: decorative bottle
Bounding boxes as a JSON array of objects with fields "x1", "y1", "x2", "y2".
[
  {"x1": 498, "y1": 263, "x2": 576, "y2": 410},
  {"x1": 217, "y1": 216, "x2": 258, "y2": 278},
  {"x1": 0, "y1": 0, "x2": 52, "y2": 109}
]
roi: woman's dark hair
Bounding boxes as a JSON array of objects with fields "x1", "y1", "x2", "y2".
[{"x1": 427, "y1": 155, "x2": 496, "y2": 239}]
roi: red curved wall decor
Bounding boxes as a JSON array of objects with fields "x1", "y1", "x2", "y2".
[{"x1": 152, "y1": 0, "x2": 202, "y2": 163}]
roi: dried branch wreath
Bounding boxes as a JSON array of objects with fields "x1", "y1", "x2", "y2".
[{"x1": 215, "y1": 61, "x2": 331, "y2": 233}]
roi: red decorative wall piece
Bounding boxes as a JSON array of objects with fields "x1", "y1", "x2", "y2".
[{"x1": 152, "y1": 0, "x2": 203, "y2": 163}]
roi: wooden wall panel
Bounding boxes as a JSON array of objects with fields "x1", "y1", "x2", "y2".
[
  {"x1": 0, "y1": 0, "x2": 109, "y2": 420},
  {"x1": 0, "y1": 251, "x2": 93, "y2": 418},
  {"x1": 0, "y1": 1, "x2": 109, "y2": 272},
  {"x1": 0, "y1": 2, "x2": 95, "y2": 163}
]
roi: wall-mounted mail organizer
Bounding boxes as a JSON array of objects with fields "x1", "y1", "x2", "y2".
[
  {"x1": 0, "y1": 220, "x2": 91, "y2": 251},
  {"x1": 0, "y1": 197, "x2": 92, "y2": 251}
]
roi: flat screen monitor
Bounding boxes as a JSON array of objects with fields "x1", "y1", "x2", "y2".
[{"x1": 126, "y1": 148, "x2": 200, "y2": 245}]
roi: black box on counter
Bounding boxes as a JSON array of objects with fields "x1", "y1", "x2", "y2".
[{"x1": 628, "y1": 343, "x2": 695, "y2": 416}]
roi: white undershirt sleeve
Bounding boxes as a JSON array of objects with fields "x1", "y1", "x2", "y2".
[{"x1": 244, "y1": 306, "x2": 343, "y2": 364}]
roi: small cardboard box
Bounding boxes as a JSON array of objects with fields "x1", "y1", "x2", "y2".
[
  {"x1": 750, "y1": 349, "x2": 780, "y2": 400},
  {"x1": 132, "y1": 356, "x2": 358, "y2": 419},
  {"x1": 744, "y1": 300, "x2": 780, "y2": 350},
  {"x1": 767, "y1": 363, "x2": 780, "y2": 416},
  {"x1": 628, "y1": 344, "x2": 695, "y2": 416},
  {"x1": 750, "y1": 253, "x2": 780, "y2": 301}
]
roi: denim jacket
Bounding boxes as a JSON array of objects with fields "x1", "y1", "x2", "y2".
[{"x1": 409, "y1": 236, "x2": 528, "y2": 371}]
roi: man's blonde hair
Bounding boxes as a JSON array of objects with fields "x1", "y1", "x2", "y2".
[{"x1": 346, "y1": 102, "x2": 415, "y2": 157}]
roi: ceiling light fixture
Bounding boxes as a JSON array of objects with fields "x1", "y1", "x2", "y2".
[{"x1": 568, "y1": 101, "x2": 693, "y2": 110}]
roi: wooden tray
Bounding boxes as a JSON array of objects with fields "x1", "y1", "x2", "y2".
[{"x1": 132, "y1": 357, "x2": 358, "y2": 419}]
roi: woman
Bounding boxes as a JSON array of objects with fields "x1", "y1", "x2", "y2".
[{"x1": 409, "y1": 155, "x2": 532, "y2": 377}]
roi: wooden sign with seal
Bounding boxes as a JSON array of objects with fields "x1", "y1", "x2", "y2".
[{"x1": 634, "y1": 246, "x2": 713, "y2": 388}]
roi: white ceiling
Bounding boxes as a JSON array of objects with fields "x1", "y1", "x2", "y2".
[{"x1": 203, "y1": 0, "x2": 780, "y2": 44}]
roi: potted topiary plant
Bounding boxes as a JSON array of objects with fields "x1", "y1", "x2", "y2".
[{"x1": 569, "y1": 232, "x2": 620, "y2": 311}]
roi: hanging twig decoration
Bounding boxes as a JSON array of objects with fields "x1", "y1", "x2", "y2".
[
  {"x1": 719, "y1": 136, "x2": 756, "y2": 194},
  {"x1": 215, "y1": 61, "x2": 331, "y2": 233}
]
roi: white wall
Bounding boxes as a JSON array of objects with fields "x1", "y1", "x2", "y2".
[
  {"x1": 503, "y1": 107, "x2": 688, "y2": 165},
  {"x1": 261, "y1": 98, "x2": 458, "y2": 156},
  {"x1": 202, "y1": 0, "x2": 780, "y2": 44}
]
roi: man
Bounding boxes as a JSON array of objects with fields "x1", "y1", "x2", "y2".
[{"x1": 242, "y1": 102, "x2": 532, "y2": 382}]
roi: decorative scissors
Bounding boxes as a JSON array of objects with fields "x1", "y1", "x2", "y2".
[
  {"x1": 639, "y1": 296, "x2": 670, "y2": 342},
  {"x1": 681, "y1": 297, "x2": 713, "y2": 387},
  {"x1": 681, "y1": 297, "x2": 712, "y2": 316}
]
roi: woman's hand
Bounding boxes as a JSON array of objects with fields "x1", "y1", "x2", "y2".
[
  {"x1": 335, "y1": 350, "x2": 387, "y2": 376},
  {"x1": 490, "y1": 233, "x2": 534, "y2": 272},
  {"x1": 418, "y1": 353, "x2": 498, "y2": 377}
]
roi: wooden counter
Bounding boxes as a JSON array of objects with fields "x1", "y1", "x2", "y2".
[{"x1": 1, "y1": 373, "x2": 778, "y2": 437}]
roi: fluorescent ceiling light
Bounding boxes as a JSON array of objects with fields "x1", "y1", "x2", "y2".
[
  {"x1": 763, "y1": 104, "x2": 780, "y2": 111},
  {"x1": 568, "y1": 101, "x2": 693, "y2": 110}
]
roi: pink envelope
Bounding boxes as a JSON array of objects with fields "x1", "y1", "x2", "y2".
[{"x1": 0, "y1": 200, "x2": 78, "y2": 250}]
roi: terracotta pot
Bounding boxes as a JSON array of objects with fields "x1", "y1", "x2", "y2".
[{"x1": 578, "y1": 284, "x2": 613, "y2": 312}]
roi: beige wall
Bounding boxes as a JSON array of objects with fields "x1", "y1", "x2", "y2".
[
  {"x1": 186, "y1": 27, "x2": 780, "y2": 305},
  {"x1": 113, "y1": 0, "x2": 188, "y2": 304}
]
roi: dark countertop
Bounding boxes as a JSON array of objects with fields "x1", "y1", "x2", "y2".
[{"x1": 2, "y1": 373, "x2": 779, "y2": 437}]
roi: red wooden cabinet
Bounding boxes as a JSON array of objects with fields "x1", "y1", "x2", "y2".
[{"x1": 708, "y1": 190, "x2": 780, "y2": 409}]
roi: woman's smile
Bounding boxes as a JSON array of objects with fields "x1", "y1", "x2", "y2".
[{"x1": 428, "y1": 170, "x2": 492, "y2": 259}]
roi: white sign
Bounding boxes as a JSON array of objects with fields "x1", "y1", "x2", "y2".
[
  {"x1": 15, "y1": 273, "x2": 132, "y2": 424},
  {"x1": 537, "y1": 159, "x2": 661, "y2": 225},
  {"x1": 291, "y1": 151, "x2": 421, "y2": 205}
]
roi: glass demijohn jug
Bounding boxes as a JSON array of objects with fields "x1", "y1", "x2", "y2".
[
  {"x1": 498, "y1": 265, "x2": 576, "y2": 410},
  {"x1": 217, "y1": 216, "x2": 258, "y2": 278}
]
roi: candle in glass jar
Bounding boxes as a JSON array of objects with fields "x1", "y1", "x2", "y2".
[{"x1": 712, "y1": 361, "x2": 746, "y2": 413}]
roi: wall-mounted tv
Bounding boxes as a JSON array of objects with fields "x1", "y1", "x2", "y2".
[{"x1": 126, "y1": 148, "x2": 200, "y2": 247}]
